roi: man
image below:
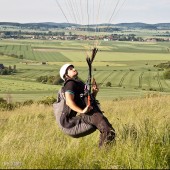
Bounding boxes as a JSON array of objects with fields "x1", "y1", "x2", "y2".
[{"x1": 54, "y1": 63, "x2": 115, "y2": 147}]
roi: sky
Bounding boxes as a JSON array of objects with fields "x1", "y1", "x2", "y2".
[{"x1": 0, "y1": 0, "x2": 170, "y2": 24}]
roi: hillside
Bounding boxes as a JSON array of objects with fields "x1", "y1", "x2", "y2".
[
  {"x1": 0, "y1": 95, "x2": 169, "y2": 169},
  {"x1": 1, "y1": 22, "x2": 170, "y2": 30}
]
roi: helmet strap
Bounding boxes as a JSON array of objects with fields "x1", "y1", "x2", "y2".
[{"x1": 64, "y1": 74, "x2": 71, "y2": 80}]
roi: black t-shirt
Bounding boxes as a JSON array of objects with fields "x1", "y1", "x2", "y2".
[
  {"x1": 64, "y1": 79, "x2": 86, "y2": 109},
  {"x1": 60, "y1": 79, "x2": 86, "y2": 128}
]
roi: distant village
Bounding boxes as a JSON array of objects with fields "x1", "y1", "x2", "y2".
[{"x1": 0, "y1": 27, "x2": 170, "y2": 42}]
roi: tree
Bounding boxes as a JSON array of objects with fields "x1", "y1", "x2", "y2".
[{"x1": 52, "y1": 75, "x2": 63, "y2": 85}]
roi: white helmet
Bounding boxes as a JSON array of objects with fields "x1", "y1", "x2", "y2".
[{"x1": 59, "y1": 63, "x2": 74, "y2": 80}]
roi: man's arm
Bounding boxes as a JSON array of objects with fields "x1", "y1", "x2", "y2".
[{"x1": 65, "y1": 92, "x2": 92, "y2": 114}]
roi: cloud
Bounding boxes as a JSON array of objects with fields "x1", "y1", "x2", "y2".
[{"x1": 0, "y1": 0, "x2": 169, "y2": 23}]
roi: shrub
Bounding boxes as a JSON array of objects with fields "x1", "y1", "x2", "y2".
[
  {"x1": 106, "y1": 82, "x2": 111, "y2": 87},
  {"x1": 0, "y1": 97, "x2": 6, "y2": 103},
  {"x1": 163, "y1": 69, "x2": 170, "y2": 79},
  {"x1": 36, "y1": 76, "x2": 48, "y2": 83},
  {"x1": 0, "y1": 103, "x2": 14, "y2": 111},
  {"x1": 22, "y1": 100, "x2": 34, "y2": 106},
  {"x1": 47, "y1": 76, "x2": 55, "y2": 84},
  {"x1": 19, "y1": 55, "x2": 24, "y2": 59},
  {"x1": 10, "y1": 54, "x2": 18, "y2": 58},
  {"x1": 37, "y1": 96, "x2": 56, "y2": 105},
  {"x1": 36, "y1": 75, "x2": 63, "y2": 85},
  {"x1": 129, "y1": 69, "x2": 135, "y2": 71},
  {"x1": 0, "y1": 98, "x2": 35, "y2": 111},
  {"x1": 0, "y1": 68, "x2": 9, "y2": 75},
  {"x1": 0, "y1": 98, "x2": 15, "y2": 111}
]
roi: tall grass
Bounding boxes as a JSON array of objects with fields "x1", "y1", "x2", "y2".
[{"x1": 0, "y1": 95, "x2": 169, "y2": 169}]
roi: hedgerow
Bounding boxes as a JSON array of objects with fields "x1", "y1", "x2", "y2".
[{"x1": 0, "y1": 96, "x2": 57, "y2": 111}]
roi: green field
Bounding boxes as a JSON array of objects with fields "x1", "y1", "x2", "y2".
[{"x1": 0, "y1": 39, "x2": 170, "y2": 102}]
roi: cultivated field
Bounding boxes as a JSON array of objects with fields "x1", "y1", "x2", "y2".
[{"x1": 0, "y1": 39, "x2": 170, "y2": 102}]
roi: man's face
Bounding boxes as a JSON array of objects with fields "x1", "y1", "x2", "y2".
[{"x1": 66, "y1": 66, "x2": 78, "y2": 78}]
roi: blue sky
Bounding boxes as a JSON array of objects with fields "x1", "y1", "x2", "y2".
[{"x1": 0, "y1": 0, "x2": 170, "y2": 24}]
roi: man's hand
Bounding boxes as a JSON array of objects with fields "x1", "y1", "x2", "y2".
[
  {"x1": 82, "y1": 105, "x2": 93, "y2": 114},
  {"x1": 92, "y1": 78, "x2": 99, "y2": 97}
]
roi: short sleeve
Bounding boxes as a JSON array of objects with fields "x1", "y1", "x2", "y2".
[{"x1": 64, "y1": 80, "x2": 77, "y2": 94}]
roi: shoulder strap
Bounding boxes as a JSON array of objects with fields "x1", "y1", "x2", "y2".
[{"x1": 57, "y1": 87, "x2": 65, "y2": 102}]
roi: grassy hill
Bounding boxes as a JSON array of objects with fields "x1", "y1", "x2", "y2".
[
  {"x1": 0, "y1": 37, "x2": 170, "y2": 169},
  {"x1": 0, "y1": 94, "x2": 169, "y2": 169}
]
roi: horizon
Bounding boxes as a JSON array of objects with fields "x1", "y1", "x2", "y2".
[{"x1": 1, "y1": 21, "x2": 170, "y2": 25}]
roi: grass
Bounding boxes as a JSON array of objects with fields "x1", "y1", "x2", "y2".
[{"x1": 0, "y1": 94, "x2": 169, "y2": 169}]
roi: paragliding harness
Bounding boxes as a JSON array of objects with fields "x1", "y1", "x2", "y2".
[
  {"x1": 83, "y1": 47, "x2": 102, "y2": 113},
  {"x1": 53, "y1": 47, "x2": 102, "y2": 121}
]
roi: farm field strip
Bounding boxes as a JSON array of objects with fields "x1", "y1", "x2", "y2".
[
  {"x1": 34, "y1": 51, "x2": 71, "y2": 62},
  {"x1": 110, "y1": 71, "x2": 130, "y2": 87},
  {"x1": 118, "y1": 71, "x2": 130, "y2": 87},
  {"x1": 122, "y1": 71, "x2": 141, "y2": 88},
  {"x1": 96, "y1": 71, "x2": 113, "y2": 85},
  {"x1": 1, "y1": 40, "x2": 170, "y2": 102},
  {"x1": 1, "y1": 42, "x2": 170, "y2": 63},
  {"x1": 100, "y1": 71, "x2": 115, "y2": 85},
  {"x1": 156, "y1": 71, "x2": 164, "y2": 92},
  {"x1": 1, "y1": 69, "x2": 58, "y2": 80},
  {"x1": 60, "y1": 51, "x2": 87, "y2": 62},
  {"x1": 0, "y1": 78, "x2": 58, "y2": 92},
  {"x1": 98, "y1": 87, "x2": 145, "y2": 99},
  {"x1": 89, "y1": 70, "x2": 133, "y2": 87},
  {"x1": 16, "y1": 70, "x2": 44, "y2": 79},
  {"x1": 141, "y1": 71, "x2": 155, "y2": 90},
  {"x1": 100, "y1": 71, "x2": 124, "y2": 86}
]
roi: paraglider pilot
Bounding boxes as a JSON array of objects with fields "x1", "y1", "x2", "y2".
[{"x1": 53, "y1": 63, "x2": 115, "y2": 147}]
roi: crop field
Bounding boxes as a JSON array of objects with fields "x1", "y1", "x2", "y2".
[{"x1": 0, "y1": 39, "x2": 170, "y2": 102}]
